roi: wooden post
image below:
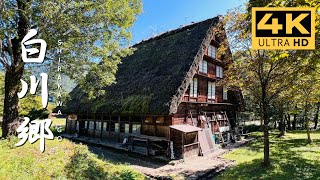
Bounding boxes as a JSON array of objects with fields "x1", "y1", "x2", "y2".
[
  {"x1": 182, "y1": 132, "x2": 184, "y2": 159},
  {"x1": 154, "y1": 116, "x2": 157, "y2": 136},
  {"x1": 146, "y1": 138, "x2": 149, "y2": 156},
  {"x1": 65, "y1": 114, "x2": 68, "y2": 133},
  {"x1": 101, "y1": 112, "x2": 103, "y2": 139},
  {"x1": 117, "y1": 116, "x2": 121, "y2": 143},
  {"x1": 109, "y1": 115, "x2": 111, "y2": 136},
  {"x1": 129, "y1": 116, "x2": 132, "y2": 134}
]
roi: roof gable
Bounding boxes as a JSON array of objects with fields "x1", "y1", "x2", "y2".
[{"x1": 65, "y1": 17, "x2": 220, "y2": 115}]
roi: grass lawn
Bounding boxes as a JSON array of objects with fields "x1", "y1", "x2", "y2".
[
  {"x1": 217, "y1": 131, "x2": 320, "y2": 180},
  {"x1": 0, "y1": 128, "x2": 144, "y2": 180},
  {"x1": 51, "y1": 117, "x2": 66, "y2": 126}
]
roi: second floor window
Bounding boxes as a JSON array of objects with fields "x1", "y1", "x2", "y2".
[
  {"x1": 216, "y1": 66, "x2": 223, "y2": 78},
  {"x1": 189, "y1": 78, "x2": 198, "y2": 97},
  {"x1": 208, "y1": 45, "x2": 216, "y2": 58},
  {"x1": 208, "y1": 81, "x2": 216, "y2": 99},
  {"x1": 223, "y1": 86, "x2": 228, "y2": 100},
  {"x1": 199, "y1": 60, "x2": 208, "y2": 73}
]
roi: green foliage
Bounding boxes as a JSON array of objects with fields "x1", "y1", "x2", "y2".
[
  {"x1": 0, "y1": 0, "x2": 142, "y2": 104},
  {"x1": 243, "y1": 125, "x2": 261, "y2": 133},
  {"x1": 217, "y1": 131, "x2": 320, "y2": 180},
  {"x1": 66, "y1": 145, "x2": 143, "y2": 180},
  {"x1": 0, "y1": 130, "x2": 144, "y2": 179},
  {"x1": 0, "y1": 71, "x2": 52, "y2": 119},
  {"x1": 19, "y1": 95, "x2": 53, "y2": 120}
]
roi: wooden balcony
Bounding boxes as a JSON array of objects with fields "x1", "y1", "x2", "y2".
[{"x1": 182, "y1": 94, "x2": 217, "y2": 103}]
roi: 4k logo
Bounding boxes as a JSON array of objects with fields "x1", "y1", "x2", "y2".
[{"x1": 252, "y1": 7, "x2": 315, "y2": 50}]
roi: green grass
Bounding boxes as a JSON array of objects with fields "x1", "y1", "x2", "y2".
[
  {"x1": 0, "y1": 128, "x2": 145, "y2": 180},
  {"x1": 217, "y1": 131, "x2": 320, "y2": 180},
  {"x1": 51, "y1": 117, "x2": 66, "y2": 126}
]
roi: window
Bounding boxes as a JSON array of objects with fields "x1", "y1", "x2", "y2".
[
  {"x1": 216, "y1": 66, "x2": 223, "y2": 78},
  {"x1": 84, "y1": 121, "x2": 88, "y2": 129},
  {"x1": 132, "y1": 124, "x2": 141, "y2": 134},
  {"x1": 199, "y1": 60, "x2": 208, "y2": 73},
  {"x1": 145, "y1": 116, "x2": 153, "y2": 123},
  {"x1": 103, "y1": 122, "x2": 108, "y2": 131},
  {"x1": 76, "y1": 121, "x2": 79, "y2": 131},
  {"x1": 156, "y1": 117, "x2": 164, "y2": 123},
  {"x1": 120, "y1": 123, "x2": 129, "y2": 133},
  {"x1": 89, "y1": 121, "x2": 94, "y2": 130},
  {"x1": 125, "y1": 124, "x2": 130, "y2": 133},
  {"x1": 95, "y1": 121, "x2": 101, "y2": 130},
  {"x1": 115, "y1": 123, "x2": 119, "y2": 132},
  {"x1": 208, "y1": 81, "x2": 216, "y2": 99},
  {"x1": 223, "y1": 86, "x2": 228, "y2": 100},
  {"x1": 208, "y1": 45, "x2": 216, "y2": 58},
  {"x1": 189, "y1": 78, "x2": 198, "y2": 97}
]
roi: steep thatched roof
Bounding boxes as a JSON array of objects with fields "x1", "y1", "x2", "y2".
[{"x1": 65, "y1": 17, "x2": 221, "y2": 115}]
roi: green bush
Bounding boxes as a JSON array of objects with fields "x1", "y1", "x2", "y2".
[
  {"x1": 243, "y1": 124, "x2": 261, "y2": 133},
  {"x1": 19, "y1": 95, "x2": 53, "y2": 120}
]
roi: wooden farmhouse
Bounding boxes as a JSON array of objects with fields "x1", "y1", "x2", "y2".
[{"x1": 64, "y1": 16, "x2": 244, "y2": 159}]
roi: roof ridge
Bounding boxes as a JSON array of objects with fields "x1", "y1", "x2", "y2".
[{"x1": 132, "y1": 16, "x2": 220, "y2": 47}]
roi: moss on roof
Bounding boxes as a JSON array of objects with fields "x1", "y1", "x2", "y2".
[{"x1": 65, "y1": 17, "x2": 219, "y2": 115}]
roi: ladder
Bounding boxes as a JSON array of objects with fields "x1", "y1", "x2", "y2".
[
  {"x1": 222, "y1": 111, "x2": 236, "y2": 142},
  {"x1": 212, "y1": 112, "x2": 225, "y2": 145},
  {"x1": 189, "y1": 111, "x2": 196, "y2": 126}
]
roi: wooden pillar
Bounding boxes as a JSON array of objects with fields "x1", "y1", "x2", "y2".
[
  {"x1": 146, "y1": 138, "x2": 149, "y2": 156},
  {"x1": 154, "y1": 116, "x2": 157, "y2": 136},
  {"x1": 117, "y1": 116, "x2": 121, "y2": 143},
  {"x1": 100, "y1": 112, "x2": 103, "y2": 139},
  {"x1": 65, "y1": 114, "x2": 68, "y2": 133},
  {"x1": 182, "y1": 132, "x2": 184, "y2": 159},
  {"x1": 185, "y1": 108, "x2": 189, "y2": 125},
  {"x1": 129, "y1": 116, "x2": 132, "y2": 133},
  {"x1": 108, "y1": 115, "x2": 111, "y2": 136},
  {"x1": 171, "y1": 115, "x2": 175, "y2": 125}
]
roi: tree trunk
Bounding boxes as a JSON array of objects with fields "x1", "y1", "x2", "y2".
[
  {"x1": 304, "y1": 101, "x2": 312, "y2": 144},
  {"x1": 279, "y1": 106, "x2": 285, "y2": 137},
  {"x1": 1, "y1": 0, "x2": 29, "y2": 137},
  {"x1": 2, "y1": 67, "x2": 24, "y2": 137},
  {"x1": 292, "y1": 114, "x2": 297, "y2": 130},
  {"x1": 287, "y1": 114, "x2": 291, "y2": 130},
  {"x1": 314, "y1": 103, "x2": 319, "y2": 129},
  {"x1": 262, "y1": 98, "x2": 270, "y2": 166}
]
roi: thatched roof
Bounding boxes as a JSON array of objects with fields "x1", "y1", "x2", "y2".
[{"x1": 65, "y1": 17, "x2": 223, "y2": 115}]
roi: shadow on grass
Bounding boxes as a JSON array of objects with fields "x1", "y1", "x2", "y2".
[
  {"x1": 287, "y1": 130, "x2": 320, "y2": 134},
  {"x1": 65, "y1": 147, "x2": 107, "y2": 180},
  {"x1": 65, "y1": 146, "x2": 140, "y2": 180},
  {"x1": 219, "y1": 155, "x2": 320, "y2": 180},
  {"x1": 219, "y1": 132, "x2": 320, "y2": 180},
  {"x1": 87, "y1": 145, "x2": 168, "y2": 169}
]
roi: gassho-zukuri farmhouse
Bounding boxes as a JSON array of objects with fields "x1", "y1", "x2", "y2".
[{"x1": 64, "y1": 16, "x2": 244, "y2": 159}]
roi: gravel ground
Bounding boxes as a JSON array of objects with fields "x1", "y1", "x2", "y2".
[{"x1": 87, "y1": 138, "x2": 254, "y2": 179}]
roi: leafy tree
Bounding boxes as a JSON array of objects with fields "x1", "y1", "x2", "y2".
[
  {"x1": 19, "y1": 95, "x2": 53, "y2": 120},
  {"x1": 220, "y1": 0, "x2": 319, "y2": 166},
  {"x1": 0, "y1": 0, "x2": 142, "y2": 137}
]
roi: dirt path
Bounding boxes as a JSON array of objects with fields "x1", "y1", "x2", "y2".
[{"x1": 87, "y1": 138, "x2": 254, "y2": 179}]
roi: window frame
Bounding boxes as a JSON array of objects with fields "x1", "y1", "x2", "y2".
[
  {"x1": 223, "y1": 86, "x2": 228, "y2": 100},
  {"x1": 189, "y1": 78, "x2": 198, "y2": 98},
  {"x1": 208, "y1": 81, "x2": 216, "y2": 100},
  {"x1": 208, "y1": 45, "x2": 216, "y2": 59},
  {"x1": 216, "y1": 66, "x2": 223, "y2": 78},
  {"x1": 199, "y1": 60, "x2": 208, "y2": 74}
]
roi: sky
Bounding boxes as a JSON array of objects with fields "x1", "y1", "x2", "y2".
[{"x1": 131, "y1": 0, "x2": 246, "y2": 44}]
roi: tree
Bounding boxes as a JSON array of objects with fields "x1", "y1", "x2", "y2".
[
  {"x1": 220, "y1": 0, "x2": 319, "y2": 166},
  {"x1": 0, "y1": 0, "x2": 142, "y2": 137}
]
